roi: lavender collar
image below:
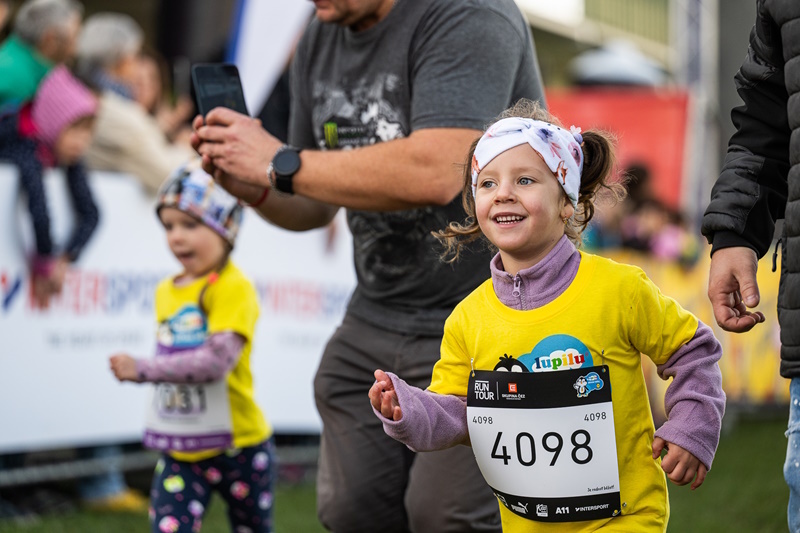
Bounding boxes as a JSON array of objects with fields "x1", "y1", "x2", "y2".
[{"x1": 490, "y1": 235, "x2": 581, "y2": 310}]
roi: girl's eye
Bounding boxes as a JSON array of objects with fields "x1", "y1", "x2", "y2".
[
  {"x1": 518, "y1": 176, "x2": 534, "y2": 185},
  {"x1": 480, "y1": 180, "x2": 496, "y2": 189}
]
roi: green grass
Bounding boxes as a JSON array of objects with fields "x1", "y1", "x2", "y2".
[
  {"x1": 0, "y1": 483, "x2": 325, "y2": 533},
  {"x1": 667, "y1": 416, "x2": 788, "y2": 532},
  {"x1": 0, "y1": 418, "x2": 790, "y2": 532}
]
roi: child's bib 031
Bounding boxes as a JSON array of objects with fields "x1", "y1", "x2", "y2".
[
  {"x1": 143, "y1": 379, "x2": 233, "y2": 452},
  {"x1": 466, "y1": 366, "x2": 620, "y2": 522},
  {"x1": 142, "y1": 303, "x2": 233, "y2": 453}
]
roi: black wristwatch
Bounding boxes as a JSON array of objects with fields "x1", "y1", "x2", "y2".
[{"x1": 269, "y1": 145, "x2": 301, "y2": 195}]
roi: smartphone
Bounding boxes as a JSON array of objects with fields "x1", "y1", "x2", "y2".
[{"x1": 191, "y1": 63, "x2": 249, "y2": 117}]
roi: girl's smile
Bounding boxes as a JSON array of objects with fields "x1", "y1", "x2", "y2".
[{"x1": 475, "y1": 144, "x2": 574, "y2": 275}]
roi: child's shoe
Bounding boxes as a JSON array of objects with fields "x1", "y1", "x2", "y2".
[{"x1": 84, "y1": 488, "x2": 148, "y2": 513}]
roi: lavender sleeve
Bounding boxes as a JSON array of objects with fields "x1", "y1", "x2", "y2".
[
  {"x1": 135, "y1": 332, "x2": 244, "y2": 384},
  {"x1": 653, "y1": 320, "x2": 725, "y2": 470},
  {"x1": 372, "y1": 372, "x2": 469, "y2": 452}
]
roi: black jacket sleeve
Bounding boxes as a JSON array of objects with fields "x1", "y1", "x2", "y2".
[{"x1": 701, "y1": 3, "x2": 790, "y2": 258}]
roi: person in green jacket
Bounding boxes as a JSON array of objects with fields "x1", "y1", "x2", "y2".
[{"x1": 0, "y1": 0, "x2": 82, "y2": 108}]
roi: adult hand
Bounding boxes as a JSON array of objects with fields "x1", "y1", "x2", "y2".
[
  {"x1": 191, "y1": 108, "x2": 282, "y2": 201},
  {"x1": 652, "y1": 437, "x2": 707, "y2": 490},
  {"x1": 369, "y1": 369, "x2": 403, "y2": 421},
  {"x1": 109, "y1": 353, "x2": 140, "y2": 382},
  {"x1": 707, "y1": 246, "x2": 765, "y2": 332}
]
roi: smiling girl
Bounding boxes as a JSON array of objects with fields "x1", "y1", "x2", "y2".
[
  {"x1": 368, "y1": 100, "x2": 725, "y2": 532},
  {"x1": 109, "y1": 165, "x2": 274, "y2": 533}
]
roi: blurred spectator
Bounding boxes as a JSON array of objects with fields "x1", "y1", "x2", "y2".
[
  {"x1": 620, "y1": 198, "x2": 700, "y2": 267},
  {"x1": 131, "y1": 47, "x2": 194, "y2": 144},
  {"x1": 624, "y1": 163, "x2": 656, "y2": 208},
  {"x1": 73, "y1": 12, "x2": 140, "y2": 99},
  {"x1": 0, "y1": 0, "x2": 82, "y2": 108},
  {"x1": 76, "y1": 12, "x2": 193, "y2": 194},
  {"x1": 0, "y1": 65, "x2": 97, "y2": 307},
  {"x1": 585, "y1": 163, "x2": 700, "y2": 267},
  {"x1": 0, "y1": 1, "x2": 11, "y2": 34}
]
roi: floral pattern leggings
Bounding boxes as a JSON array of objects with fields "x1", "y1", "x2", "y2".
[{"x1": 150, "y1": 439, "x2": 275, "y2": 533}]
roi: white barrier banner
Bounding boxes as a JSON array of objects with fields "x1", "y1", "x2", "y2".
[{"x1": 0, "y1": 165, "x2": 355, "y2": 452}]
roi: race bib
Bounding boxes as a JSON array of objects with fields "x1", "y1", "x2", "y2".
[
  {"x1": 144, "y1": 379, "x2": 233, "y2": 452},
  {"x1": 467, "y1": 366, "x2": 620, "y2": 522}
]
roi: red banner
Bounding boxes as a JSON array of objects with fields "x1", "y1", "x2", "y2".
[{"x1": 547, "y1": 88, "x2": 689, "y2": 210}]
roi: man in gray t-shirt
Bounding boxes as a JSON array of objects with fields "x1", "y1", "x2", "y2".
[{"x1": 193, "y1": 0, "x2": 544, "y2": 530}]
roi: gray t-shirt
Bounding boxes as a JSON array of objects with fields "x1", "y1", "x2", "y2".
[{"x1": 289, "y1": 0, "x2": 544, "y2": 336}]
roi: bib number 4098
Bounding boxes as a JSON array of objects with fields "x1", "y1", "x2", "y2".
[{"x1": 490, "y1": 429, "x2": 593, "y2": 467}]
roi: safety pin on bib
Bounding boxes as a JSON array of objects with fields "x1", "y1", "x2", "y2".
[{"x1": 470, "y1": 358, "x2": 475, "y2": 377}]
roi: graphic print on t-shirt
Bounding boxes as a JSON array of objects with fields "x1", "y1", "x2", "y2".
[
  {"x1": 157, "y1": 304, "x2": 206, "y2": 352},
  {"x1": 313, "y1": 73, "x2": 470, "y2": 295},
  {"x1": 314, "y1": 73, "x2": 406, "y2": 150}
]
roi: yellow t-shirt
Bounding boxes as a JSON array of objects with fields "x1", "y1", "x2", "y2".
[
  {"x1": 153, "y1": 261, "x2": 271, "y2": 461},
  {"x1": 429, "y1": 252, "x2": 698, "y2": 532}
]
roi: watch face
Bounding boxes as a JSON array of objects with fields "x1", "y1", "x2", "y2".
[{"x1": 273, "y1": 148, "x2": 301, "y2": 176}]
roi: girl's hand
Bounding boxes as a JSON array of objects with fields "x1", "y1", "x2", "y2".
[
  {"x1": 652, "y1": 437, "x2": 707, "y2": 490},
  {"x1": 109, "y1": 354, "x2": 140, "y2": 382},
  {"x1": 368, "y1": 369, "x2": 403, "y2": 421}
]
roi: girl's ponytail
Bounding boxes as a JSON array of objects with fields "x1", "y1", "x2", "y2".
[{"x1": 564, "y1": 128, "x2": 625, "y2": 243}]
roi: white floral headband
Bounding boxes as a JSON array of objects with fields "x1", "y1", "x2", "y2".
[{"x1": 471, "y1": 117, "x2": 584, "y2": 208}]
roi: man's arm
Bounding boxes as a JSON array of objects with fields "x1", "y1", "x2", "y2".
[
  {"x1": 701, "y1": 9, "x2": 788, "y2": 332},
  {"x1": 194, "y1": 109, "x2": 476, "y2": 210},
  {"x1": 701, "y1": 14, "x2": 789, "y2": 257}
]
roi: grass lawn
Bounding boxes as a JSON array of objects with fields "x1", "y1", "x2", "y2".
[
  {"x1": 0, "y1": 483, "x2": 325, "y2": 533},
  {"x1": 0, "y1": 416, "x2": 789, "y2": 533},
  {"x1": 667, "y1": 414, "x2": 788, "y2": 533}
]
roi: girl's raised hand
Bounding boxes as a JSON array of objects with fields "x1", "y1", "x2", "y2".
[
  {"x1": 109, "y1": 353, "x2": 140, "y2": 382},
  {"x1": 652, "y1": 437, "x2": 707, "y2": 490},
  {"x1": 369, "y1": 369, "x2": 403, "y2": 421}
]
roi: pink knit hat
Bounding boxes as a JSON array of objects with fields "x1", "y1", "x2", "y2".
[{"x1": 31, "y1": 65, "x2": 98, "y2": 150}]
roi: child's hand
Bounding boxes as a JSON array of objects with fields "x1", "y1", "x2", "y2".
[
  {"x1": 109, "y1": 354, "x2": 140, "y2": 382},
  {"x1": 652, "y1": 437, "x2": 707, "y2": 490},
  {"x1": 368, "y1": 369, "x2": 403, "y2": 421}
]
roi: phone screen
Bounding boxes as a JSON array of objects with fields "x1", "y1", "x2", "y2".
[{"x1": 191, "y1": 63, "x2": 249, "y2": 117}]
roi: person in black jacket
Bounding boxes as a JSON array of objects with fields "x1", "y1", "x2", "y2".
[{"x1": 701, "y1": 2, "x2": 800, "y2": 530}]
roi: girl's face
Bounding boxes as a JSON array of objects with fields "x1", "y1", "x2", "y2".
[
  {"x1": 159, "y1": 207, "x2": 228, "y2": 280},
  {"x1": 54, "y1": 117, "x2": 95, "y2": 166},
  {"x1": 475, "y1": 144, "x2": 574, "y2": 275}
]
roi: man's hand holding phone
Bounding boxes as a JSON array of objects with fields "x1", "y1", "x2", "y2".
[
  {"x1": 190, "y1": 63, "x2": 280, "y2": 203},
  {"x1": 191, "y1": 108, "x2": 279, "y2": 204}
]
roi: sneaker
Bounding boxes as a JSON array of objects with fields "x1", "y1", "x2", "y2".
[{"x1": 83, "y1": 489, "x2": 149, "y2": 513}]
